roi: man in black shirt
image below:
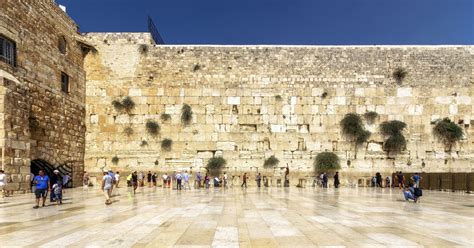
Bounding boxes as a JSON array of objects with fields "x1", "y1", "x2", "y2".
[
  {"x1": 147, "y1": 171, "x2": 152, "y2": 187},
  {"x1": 132, "y1": 171, "x2": 138, "y2": 194}
]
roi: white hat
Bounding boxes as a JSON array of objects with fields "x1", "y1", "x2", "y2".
[{"x1": 53, "y1": 170, "x2": 59, "y2": 173}]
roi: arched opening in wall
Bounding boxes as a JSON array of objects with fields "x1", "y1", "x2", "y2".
[
  {"x1": 58, "y1": 35, "x2": 67, "y2": 54},
  {"x1": 31, "y1": 159, "x2": 73, "y2": 187}
]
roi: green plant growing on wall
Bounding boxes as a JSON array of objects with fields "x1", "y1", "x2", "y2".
[
  {"x1": 112, "y1": 100, "x2": 124, "y2": 112},
  {"x1": 340, "y1": 113, "x2": 371, "y2": 158},
  {"x1": 363, "y1": 111, "x2": 379, "y2": 124},
  {"x1": 392, "y1": 67, "x2": 408, "y2": 84},
  {"x1": 380, "y1": 120, "x2": 407, "y2": 158},
  {"x1": 123, "y1": 126, "x2": 134, "y2": 137},
  {"x1": 263, "y1": 155, "x2": 279, "y2": 168},
  {"x1": 111, "y1": 156, "x2": 119, "y2": 165},
  {"x1": 275, "y1": 95, "x2": 283, "y2": 102},
  {"x1": 146, "y1": 119, "x2": 160, "y2": 136},
  {"x1": 161, "y1": 138, "x2": 173, "y2": 152},
  {"x1": 314, "y1": 152, "x2": 341, "y2": 172},
  {"x1": 192, "y1": 64, "x2": 201, "y2": 72},
  {"x1": 181, "y1": 104, "x2": 193, "y2": 125},
  {"x1": 140, "y1": 140, "x2": 148, "y2": 147},
  {"x1": 160, "y1": 113, "x2": 171, "y2": 122},
  {"x1": 121, "y1": 96, "x2": 135, "y2": 113},
  {"x1": 206, "y1": 156, "x2": 227, "y2": 176},
  {"x1": 138, "y1": 44, "x2": 148, "y2": 54},
  {"x1": 433, "y1": 118, "x2": 464, "y2": 152}
]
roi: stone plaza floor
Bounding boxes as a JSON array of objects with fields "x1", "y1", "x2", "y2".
[{"x1": 0, "y1": 186, "x2": 473, "y2": 247}]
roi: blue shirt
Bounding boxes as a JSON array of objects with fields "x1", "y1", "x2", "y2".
[
  {"x1": 413, "y1": 175, "x2": 420, "y2": 182},
  {"x1": 34, "y1": 175, "x2": 49, "y2": 189}
]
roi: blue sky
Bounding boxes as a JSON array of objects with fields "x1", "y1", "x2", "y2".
[{"x1": 57, "y1": 0, "x2": 473, "y2": 45}]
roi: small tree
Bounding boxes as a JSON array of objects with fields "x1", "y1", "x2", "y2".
[
  {"x1": 146, "y1": 119, "x2": 160, "y2": 136},
  {"x1": 161, "y1": 138, "x2": 172, "y2": 152},
  {"x1": 111, "y1": 156, "x2": 119, "y2": 165},
  {"x1": 392, "y1": 68, "x2": 408, "y2": 84},
  {"x1": 314, "y1": 152, "x2": 341, "y2": 172},
  {"x1": 123, "y1": 126, "x2": 134, "y2": 137},
  {"x1": 121, "y1": 96, "x2": 135, "y2": 113},
  {"x1": 433, "y1": 118, "x2": 464, "y2": 152},
  {"x1": 363, "y1": 111, "x2": 379, "y2": 124},
  {"x1": 181, "y1": 104, "x2": 193, "y2": 125},
  {"x1": 340, "y1": 113, "x2": 371, "y2": 158},
  {"x1": 206, "y1": 157, "x2": 226, "y2": 176},
  {"x1": 263, "y1": 155, "x2": 279, "y2": 169},
  {"x1": 380, "y1": 120, "x2": 407, "y2": 158},
  {"x1": 160, "y1": 113, "x2": 171, "y2": 122}
]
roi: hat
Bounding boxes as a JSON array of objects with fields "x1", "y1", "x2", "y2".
[
  {"x1": 53, "y1": 170, "x2": 59, "y2": 173},
  {"x1": 103, "y1": 169, "x2": 108, "y2": 173}
]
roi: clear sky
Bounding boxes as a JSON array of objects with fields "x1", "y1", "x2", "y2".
[{"x1": 56, "y1": 0, "x2": 473, "y2": 45}]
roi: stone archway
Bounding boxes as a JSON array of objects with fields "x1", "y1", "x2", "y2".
[{"x1": 31, "y1": 159, "x2": 73, "y2": 187}]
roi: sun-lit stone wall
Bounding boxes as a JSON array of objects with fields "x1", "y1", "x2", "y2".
[
  {"x1": 84, "y1": 33, "x2": 473, "y2": 182},
  {"x1": 0, "y1": 0, "x2": 86, "y2": 191}
]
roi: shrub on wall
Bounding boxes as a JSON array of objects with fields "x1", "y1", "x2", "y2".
[
  {"x1": 206, "y1": 156, "x2": 227, "y2": 176},
  {"x1": 138, "y1": 44, "x2": 148, "y2": 54},
  {"x1": 363, "y1": 111, "x2": 379, "y2": 124},
  {"x1": 146, "y1": 119, "x2": 160, "y2": 136},
  {"x1": 181, "y1": 104, "x2": 193, "y2": 125},
  {"x1": 111, "y1": 156, "x2": 119, "y2": 165},
  {"x1": 433, "y1": 118, "x2": 464, "y2": 152},
  {"x1": 140, "y1": 140, "x2": 148, "y2": 147},
  {"x1": 392, "y1": 67, "x2": 408, "y2": 84},
  {"x1": 123, "y1": 126, "x2": 134, "y2": 136},
  {"x1": 275, "y1": 95, "x2": 283, "y2": 102},
  {"x1": 314, "y1": 152, "x2": 340, "y2": 172},
  {"x1": 380, "y1": 120, "x2": 407, "y2": 157},
  {"x1": 160, "y1": 113, "x2": 171, "y2": 122},
  {"x1": 263, "y1": 155, "x2": 279, "y2": 168},
  {"x1": 112, "y1": 100, "x2": 124, "y2": 112},
  {"x1": 161, "y1": 138, "x2": 173, "y2": 152},
  {"x1": 121, "y1": 96, "x2": 135, "y2": 113},
  {"x1": 340, "y1": 113, "x2": 371, "y2": 158}
]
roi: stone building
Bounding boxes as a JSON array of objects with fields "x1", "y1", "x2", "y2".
[
  {"x1": 83, "y1": 33, "x2": 473, "y2": 184},
  {"x1": 1, "y1": 1, "x2": 472, "y2": 190},
  {"x1": 0, "y1": 0, "x2": 87, "y2": 191}
]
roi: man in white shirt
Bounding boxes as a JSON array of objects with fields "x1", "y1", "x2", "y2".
[
  {"x1": 115, "y1": 171, "x2": 121, "y2": 188},
  {"x1": 102, "y1": 170, "x2": 113, "y2": 205},
  {"x1": 0, "y1": 170, "x2": 7, "y2": 197}
]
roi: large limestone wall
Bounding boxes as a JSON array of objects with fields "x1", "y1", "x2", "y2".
[
  {"x1": 0, "y1": 0, "x2": 86, "y2": 191},
  {"x1": 84, "y1": 33, "x2": 473, "y2": 182}
]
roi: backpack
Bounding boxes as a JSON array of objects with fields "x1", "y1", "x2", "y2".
[{"x1": 414, "y1": 188, "x2": 422, "y2": 197}]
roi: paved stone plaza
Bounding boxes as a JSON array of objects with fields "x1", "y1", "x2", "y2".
[{"x1": 0, "y1": 187, "x2": 472, "y2": 247}]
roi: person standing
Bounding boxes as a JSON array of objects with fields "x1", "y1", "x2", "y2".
[
  {"x1": 33, "y1": 170, "x2": 50, "y2": 209},
  {"x1": 385, "y1": 176, "x2": 391, "y2": 188},
  {"x1": 412, "y1": 173, "x2": 422, "y2": 188},
  {"x1": 102, "y1": 170, "x2": 113, "y2": 205},
  {"x1": 334, "y1": 172, "x2": 340, "y2": 188},
  {"x1": 183, "y1": 171, "x2": 190, "y2": 190},
  {"x1": 62, "y1": 173, "x2": 71, "y2": 189},
  {"x1": 162, "y1": 173, "x2": 168, "y2": 188},
  {"x1": 176, "y1": 172, "x2": 182, "y2": 190},
  {"x1": 204, "y1": 173, "x2": 210, "y2": 189},
  {"x1": 256, "y1": 173, "x2": 262, "y2": 188},
  {"x1": 152, "y1": 172, "x2": 157, "y2": 187},
  {"x1": 241, "y1": 173, "x2": 248, "y2": 188},
  {"x1": 322, "y1": 173, "x2": 328, "y2": 188},
  {"x1": 132, "y1": 171, "x2": 138, "y2": 194},
  {"x1": 83, "y1": 171, "x2": 89, "y2": 188},
  {"x1": 50, "y1": 170, "x2": 62, "y2": 205},
  {"x1": 376, "y1": 172, "x2": 383, "y2": 188},
  {"x1": 147, "y1": 171, "x2": 152, "y2": 187},
  {"x1": 138, "y1": 171, "x2": 144, "y2": 187},
  {"x1": 397, "y1": 171, "x2": 405, "y2": 189},
  {"x1": 0, "y1": 170, "x2": 7, "y2": 198},
  {"x1": 223, "y1": 172, "x2": 228, "y2": 188},
  {"x1": 195, "y1": 172, "x2": 202, "y2": 189},
  {"x1": 115, "y1": 171, "x2": 121, "y2": 188},
  {"x1": 284, "y1": 165, "x2": 290, "y2": 187}
]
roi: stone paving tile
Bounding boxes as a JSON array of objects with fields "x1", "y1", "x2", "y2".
[{"x1": 0, "y1": 187, "x2": 473, "y2": 247}]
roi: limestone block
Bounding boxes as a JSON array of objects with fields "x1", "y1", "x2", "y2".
[
  {"x1": 408, "y1": 105, "x2": 423, "y2": 115},
  {"x1": 435, "y1": 96, "x2": 453, "y2": 105},
  {"x1": 355, "y1": 88, "x2": 365, "y2": 97},
  {"x1": 271, "y1": 124, "x2": 286, "y2": 133},
  {"x1": 397, "y1": 88, "x2": 412, "y2": 97},
  {"x1": 326, "y1": 105, "x2": 336, "y2": 114},
  {"x1": 311, "y1": 88, "x2": 324, "y2": 97},
  {"x1": 456, "y1": 96, "x2": 471, "y2": 105},
  {"x1": 227, "y1": 96, "x2": 240, "y2": 105},
  {"x1": 367, "y1": 142, "x2": 383, "y2": 152},
  {"x1": 217, "y1": 141, "x2": 236, "y2": 151},
  {"x1": 129, "y1": 88, "x2": 141, "y2": 96},
  {"x1": 449, "y1": 104, "x2": 458, "y2": 115},
  {"x1": 331, "y1": 97, "x2": 346, "y2": 105},
  {"x1": 291, "y1": 96, "x2": 297, "y2": 105}
]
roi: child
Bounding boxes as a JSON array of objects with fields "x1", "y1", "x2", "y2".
[{"x1": 403, "y1": 183, "x2": 417, "y2": 202}]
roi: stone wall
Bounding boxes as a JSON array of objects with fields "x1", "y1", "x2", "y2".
[
  {"x1": 0, "y1": 0, "x2": 86, "y2": 191},
  {"x1": 83, "y1": 33, "x2": 473, "y2": 183}
]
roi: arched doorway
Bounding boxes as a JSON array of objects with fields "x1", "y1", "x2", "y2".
[{"x1": 30, "y1": 159, "x2": 73, "y2": 187}]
